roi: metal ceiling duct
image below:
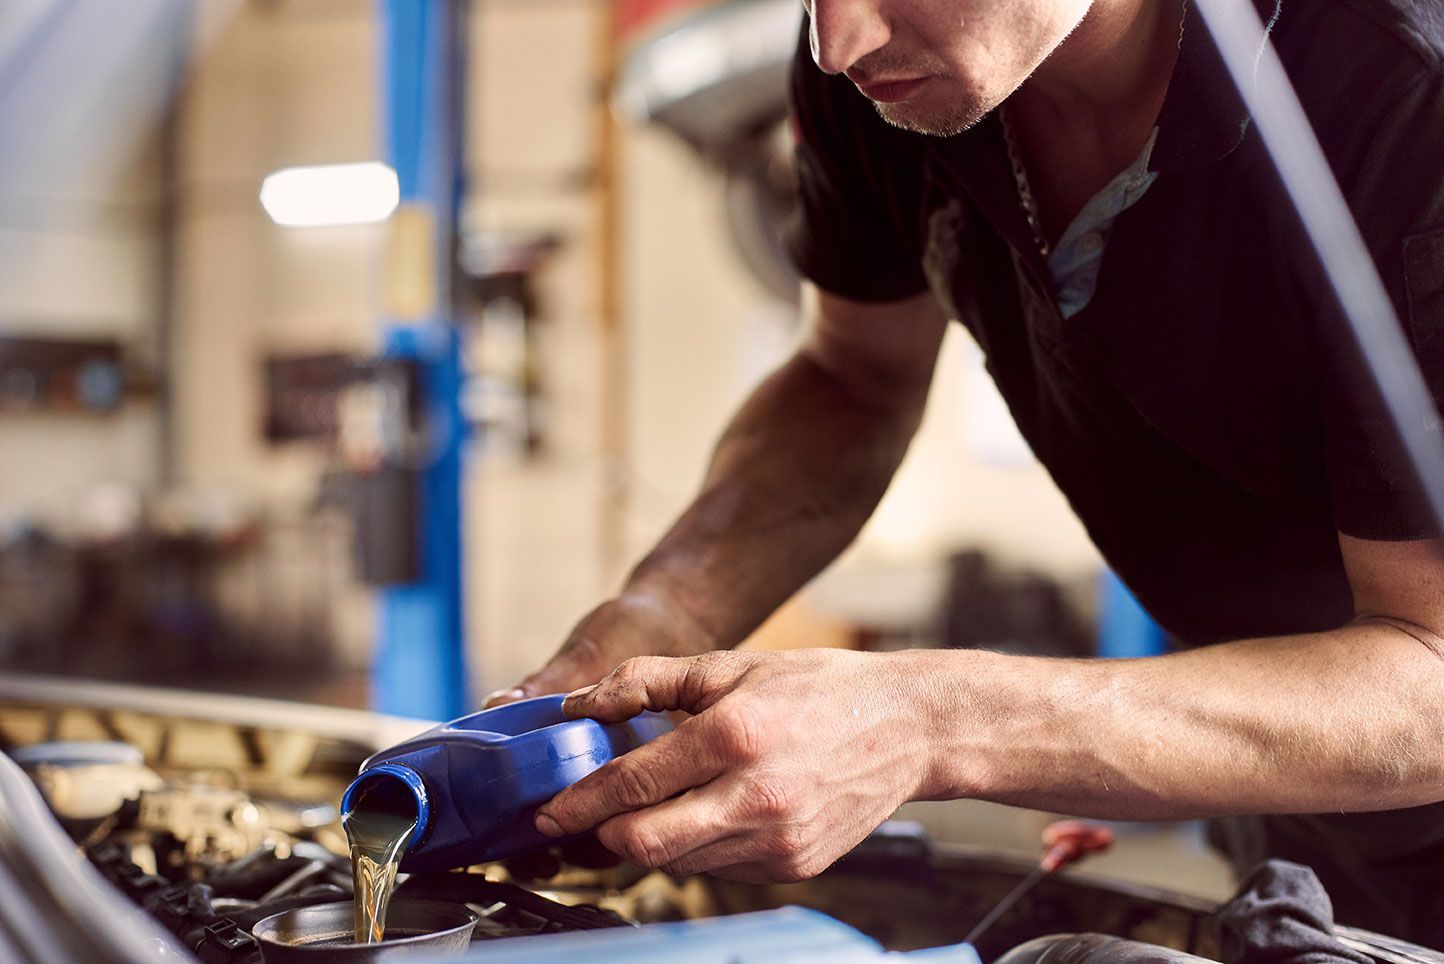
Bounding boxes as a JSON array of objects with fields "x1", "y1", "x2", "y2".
[
  {"x1": 615, "y1": 0, "x2": 803, "y2": 303},
  {"x1": 614, "y1": 0, "x2": 800, "y2": 156}
]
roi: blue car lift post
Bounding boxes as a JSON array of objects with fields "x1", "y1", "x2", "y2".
[{"x1": 374, "y1": 0, "x2": 469, "y2": 720}]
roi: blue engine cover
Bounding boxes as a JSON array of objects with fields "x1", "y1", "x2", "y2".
[
  {"x1": 451, "y1": 908, "x2": 983, "y2": 963},
  {"x1": 343, "y1": 695, "x2": 671, "y2": 872}
]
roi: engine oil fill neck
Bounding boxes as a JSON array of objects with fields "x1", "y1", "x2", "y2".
[{"x1": 342, "y1": 770, "x2": 423, "y2": 945}]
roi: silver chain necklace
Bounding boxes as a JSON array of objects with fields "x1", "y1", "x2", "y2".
[
  {"x1": 998, "y1": 105, "x2": 1050, "y2": 258},
  {"x1": 998, "y1": 1, "x2": 1188, "y2": 261}
]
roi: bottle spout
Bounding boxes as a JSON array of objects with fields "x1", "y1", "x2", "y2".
[{"x1": 341, "y1": 763, "x2": 431, "y2": 853}]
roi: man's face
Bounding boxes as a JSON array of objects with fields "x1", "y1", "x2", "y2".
[{"x1": 805, "y1": 0, "x2": 1093, "y2": 135}]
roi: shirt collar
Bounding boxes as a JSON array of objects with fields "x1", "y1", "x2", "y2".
[
  {"x1": 1150, "y1": 0, "x2": 1284, "y2": 171},
  {"x1": 928, "y1": 0, "x2": 1285, "y2": 281}
]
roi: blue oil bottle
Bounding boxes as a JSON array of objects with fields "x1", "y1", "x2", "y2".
[{"x1": 341, "y1": 695, "x2": 671, "y2": 873}]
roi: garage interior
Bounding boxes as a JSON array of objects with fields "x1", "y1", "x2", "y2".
[{"x1": 1, "y1": 0, "x2": 1437, "y2": 961}]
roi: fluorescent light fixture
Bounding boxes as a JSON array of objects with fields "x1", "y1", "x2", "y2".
[{"x1": 259, "y1": 161, "x2": 399, "y2": 227}]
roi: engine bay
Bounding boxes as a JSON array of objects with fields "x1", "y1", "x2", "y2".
[{"x1": 0, "y1": 676, "x2": 1435, "y2": 964}]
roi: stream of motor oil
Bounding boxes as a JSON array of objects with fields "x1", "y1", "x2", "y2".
[{"x1": 341, "y1": 784, "x2": 419, "y2": 945}]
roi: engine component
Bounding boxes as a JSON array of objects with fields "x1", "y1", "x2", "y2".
[
  {"x1": 251, "y1": 900, "x2": 476, "y2": 963},
  {"x1": 10, "y1": 740, "x2": 163, "y2": 839},
  {"x1": 140, "y1": 783, "x2": 271, "y2": 867}
]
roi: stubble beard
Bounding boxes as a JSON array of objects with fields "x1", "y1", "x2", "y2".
[{"x1": 871, "y1": 92, "x2": 994, "y2": 137}]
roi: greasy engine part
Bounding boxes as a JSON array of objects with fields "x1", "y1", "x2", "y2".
[
  {"x1": 10, "y1": 741, "x2": 164, "y2": 842},
  {"x1": 89, "y1": 840, "x2": 345, "y2": 963},
  {"x1": 13, "y1": 738, "x2": 338, "y2": 875},
  {"x1": 137, "y1": 782, "x2": 279, "y2": 868}
]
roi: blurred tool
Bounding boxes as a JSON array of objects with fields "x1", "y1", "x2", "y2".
[{"x1": 962, "y1": 820, "x2": 1114, "y2": 945}]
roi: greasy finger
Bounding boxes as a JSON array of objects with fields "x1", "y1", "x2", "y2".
[
  {"x1": 562, "y1": 653, "x2": 745, "y2": 722},
  {"x1": 535, "y1": 723, "x2": 724, "y2": 836}
]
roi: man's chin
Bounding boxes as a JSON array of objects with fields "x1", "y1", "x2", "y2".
[{"x1": 872, "y1": 99, "x2": 989, "y2": 138}]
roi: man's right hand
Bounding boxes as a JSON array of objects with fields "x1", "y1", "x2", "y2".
[{"x1": 484, "y1": 593, "x2": 716, "y2": 706}]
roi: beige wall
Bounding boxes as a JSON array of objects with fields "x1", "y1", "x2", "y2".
[
  {"x1": 0, "y1": 0, "x2": 246, "y2": 528},
  {"x1": 177, "y1": 4, "x2": 380, "y2": 505},
  {"x1": 0, "y1": 83, "x2": 164, "y2": 526}
]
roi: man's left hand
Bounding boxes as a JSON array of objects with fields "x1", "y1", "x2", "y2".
[{"x1": 533, "y1": 649, "x2": 940, "y2": 883}]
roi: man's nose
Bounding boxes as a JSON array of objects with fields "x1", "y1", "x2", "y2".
[{"x1": 808, "y1": 0, "x2": 890, "y2": 75}]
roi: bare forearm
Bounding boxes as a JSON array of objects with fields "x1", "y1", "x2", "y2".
[
  {"x1": 915, "y1": 620, "x2": 1444, "y2": 819},
  {"x1": 493, "y1": 290, "x2": 943, "y2": 704},
  {"x1": 624, "y1": 347, "x2": 926, "y2": 651}
]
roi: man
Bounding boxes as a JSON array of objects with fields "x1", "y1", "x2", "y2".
[{"x1": 494, "y1": 0, "x2": 1444, "y2": 942}]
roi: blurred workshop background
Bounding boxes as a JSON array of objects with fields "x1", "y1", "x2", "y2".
[
  {"x1": 0, "y1": 0, "x2": 1223, "y2": 894},
  {"x1": 0, "y1": 0, "x2": 1120, "y2": 705}
]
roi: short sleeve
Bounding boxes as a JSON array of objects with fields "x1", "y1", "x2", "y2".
[
  {"x1": 1310, "y1": 67, "x2": 1444, "y2": 540},
  {"x1": 782, "y1": 18, "x2": 930, "y2": 302}
]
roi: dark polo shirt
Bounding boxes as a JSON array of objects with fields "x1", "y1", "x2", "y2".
[{"x1": 786, "y1": 0, "x2": 1444, "y2": 943}]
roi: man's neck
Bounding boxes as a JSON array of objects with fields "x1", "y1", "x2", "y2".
[
  {"x1": 1002, "y1": 0, "x2": 1186, "y2": 244},
  {"x1": 1021, "y1": 0, "x2": 1184, "y2": 135}
]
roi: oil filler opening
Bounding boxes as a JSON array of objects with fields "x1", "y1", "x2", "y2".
[{"x1": 341, "y1": 764, "x2": 430, "y2": 854}]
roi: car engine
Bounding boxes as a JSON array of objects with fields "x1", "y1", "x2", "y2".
[{"x1": 0, "y1": 675, "x2": 1437, "y2": 964}]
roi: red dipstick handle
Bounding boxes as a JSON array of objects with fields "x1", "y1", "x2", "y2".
[
  {"x1": 1039, "y1": 820, "x2": 1114, "y2": 873},
  {"x1": 962, "y1": 820, "x2": 1115, "y2": 946}
]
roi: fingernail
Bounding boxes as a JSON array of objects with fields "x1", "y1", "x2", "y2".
[
  {"x1": 561, "y1": 685, "x2": 597, "y2": 712},
  {"x1": 535, "y1": 812, "x2": 563, "y2": 837},
  {"x1": 484, "y1": 688, "x2": 525, "y2": 707}
]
